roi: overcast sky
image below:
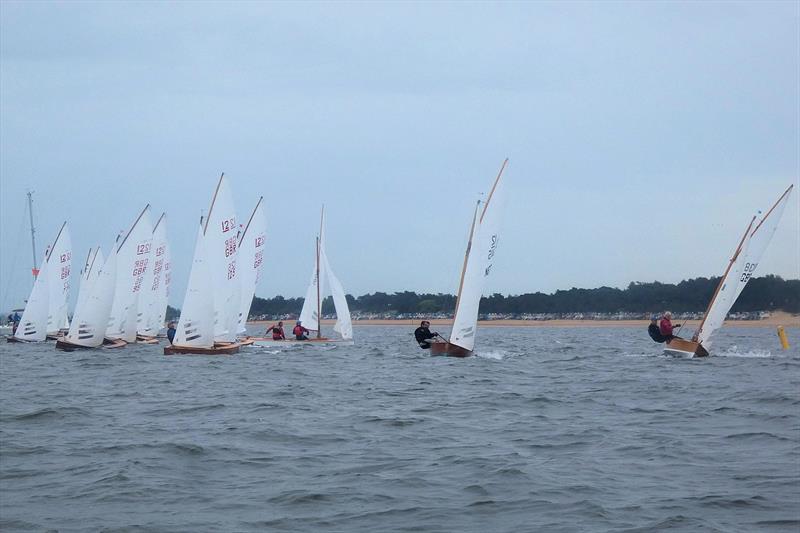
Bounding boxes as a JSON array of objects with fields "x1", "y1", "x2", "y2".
[{"x1": 1, "y1": 1, "x2": 798, "y2": 310}]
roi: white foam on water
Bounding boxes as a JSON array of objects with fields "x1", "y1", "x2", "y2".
[
  {"x1": 476, "y1": 350, "x2": 506, "y2": 360},
  {"x1": 716, "y1": 345, "x2": 775, "y2": 358}
]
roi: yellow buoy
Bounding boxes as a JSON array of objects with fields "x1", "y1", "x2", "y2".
[{"x1": 777, "y1": 326, "x2": 789, "y2": 350}]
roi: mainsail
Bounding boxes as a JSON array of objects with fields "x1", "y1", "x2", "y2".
[
  {"x1": 14, "y1": 255, "x2": 50, "y2": 341},
  {"x1": 137, "y1": 213, "x2": 171, "y2": 337},
  {"x1": 449, "y1": 159, "x2": 507, "y2": 352},
  {"x1": 64, "y1": 246, "x2": 117, "y2": 348},
  {"x1": 106, "y1": 206, "x2": 153, "y2": 342},
  {"x1": 45, "y1": 223, "x2": 72, "y2": 335},
  {"x1": 694, "y1": 184, "x2": 794, "y2": 348},
  {"x1": 174, "y1": 223, "x2": 215, "y2": 347},
  {"x1": 204, "y1": 174, "x2": 240, "y2": 342},
  {"x1": 237, "y1": 197, "x2": 266, "y2": 335},
  {"x1": 321, "y1": 246, "x2": 352, "y2": 340}
]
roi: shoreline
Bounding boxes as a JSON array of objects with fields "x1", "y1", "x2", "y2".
[{"x1": 250, "y1": 312, "x2": 799, "y2": 329}]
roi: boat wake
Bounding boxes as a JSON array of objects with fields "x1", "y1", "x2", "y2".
[
  {"x1": 476, "y1": 350, "x2": 506, "y2": 360},
  {"x1": 716, "y1": 346, "x2": 775, "y2": 358}
]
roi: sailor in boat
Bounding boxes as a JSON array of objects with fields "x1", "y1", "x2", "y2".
[
  {"x1": 647, "y1": 316, "x2": 668, "y2": 343},
  {"x1": 9, "y1": 311, "x2": 21, "y2": 336},
  {"x1": 658, "y1": 311, "x2": 681, "y2": 341},
  {"x1": 166, "y1": 322, "x2": 176, "y2": 345},
  {"x1": 293, "y1": 321, "x2": 310, "y2": 340},
  {"x1": 265, "y1": 321, "x2": 286, "y2": 341},
  {"x1": 414, "y1": 320, "x2": 443, "y2": 349}
]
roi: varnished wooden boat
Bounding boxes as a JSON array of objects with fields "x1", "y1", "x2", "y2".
[
  {"x1": 664, "y1": 337, "x2": 709, "y2": 358},
  {"x1": 163, "y1": 342, "x2": 240, "y2": 355},
  {"x1": 55, "y1": 337, "x2": 127, "y2": 351},
  {"x1": 136, "y1": 334, "x2": 160, "y2": 344},
  {"x1": 429, "y1": 342, "x2": 473, "y2": 358}
]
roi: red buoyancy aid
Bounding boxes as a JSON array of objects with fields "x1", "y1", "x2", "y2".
[{"x1": 293, "y1": 325, "x2": 305, "y2": 336}]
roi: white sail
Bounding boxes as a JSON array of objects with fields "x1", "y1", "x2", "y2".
[
  {"x1": 65, "y1": 247, "x2": 117, "y2": 347},
  {"x1": 174, "y1": 223, "x2": 215, "y2": 347},
  {"x1": 106, "y1": 206, "x2": 154, "y2": 342},
  {"x1": 137, "y1": 213, "x2": 170, "y2": 336},
  {"x1": 204, "y1": 174, "x2": 240, "y2": 342},
  {"x1": 74, "y1": 247, "x2": 103, "y2": 318},
  {"x1": 696, "y1": 185, "x2": 794, "y2": 348},
  {"x1": 733, "y1": 185, "x2": 794, "y2": 302},
  {"x1": 45, "y1": 223, "x2": 72, "y2": 335},
  {"x1": 299, "y1": 243, "x2": 326, "y2": 332},
  {"x1": 236, "y1": 197, "x2": 266, "y2": 334},
  {"x1": 14, "y1": 256, "x2": 50, "y2": 341},
  {"x1": 450, "y1": 161, "x2": 507, "y2": 352},
  {"x1": 320, "y1": 246, "x2": 352, "y2": 340}
]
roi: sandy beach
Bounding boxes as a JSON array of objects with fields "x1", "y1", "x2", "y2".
[{"x1": 250, "y1": 312, "x2": 799, "y2": 329}]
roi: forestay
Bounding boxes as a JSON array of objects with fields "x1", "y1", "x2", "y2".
[
  {"x1": 106, "y1": 206, "x2": 153, "y2": 342},
  {"x1": 236, "y1": 198, "x2": 266, "y2": 335}
]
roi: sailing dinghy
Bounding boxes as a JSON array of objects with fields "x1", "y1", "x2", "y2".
[
  {"x1": 430, "y1": 159, "x2": 507, "y2": 357},
  {"x1": 10, "y1": 222, "x2": 72, "y2": 343},
  {"x1": 664, "y1": 184, "x2": 794, "y2": 358},
  {"x1": 165, "y1": 174, "x2": 242, "y2": 355},
  {"x1": 250, "y1": 206, "x2": 353, "y2": 347}
]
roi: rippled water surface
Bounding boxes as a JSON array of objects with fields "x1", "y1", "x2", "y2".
[{"x1": 1, "y1": 325, "x2": 798, "y2": 532}]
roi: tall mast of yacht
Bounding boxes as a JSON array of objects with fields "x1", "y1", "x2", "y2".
[
  {"x1": 316, "y1": 205, "x2": 325, "y2": 339},
  {"x1": 27, "y1": 191, "x2": 38, "y2": 278}
]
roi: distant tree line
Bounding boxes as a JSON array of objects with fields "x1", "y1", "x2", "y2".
[{"x1": 237, "y1": 275, "x2": 798, "y2": 317}]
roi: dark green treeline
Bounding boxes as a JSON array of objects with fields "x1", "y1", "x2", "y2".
[{"x1": 237, "y1": 275, "x2": 798, "y2": 317}]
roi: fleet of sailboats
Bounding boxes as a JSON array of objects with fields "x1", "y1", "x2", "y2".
[{"x1": 2, "y1": 171, "x2": 795, "y2": 359}]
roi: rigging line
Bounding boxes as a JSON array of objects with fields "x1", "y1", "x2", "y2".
[{"x1": 0, "y1": 200, "x2": 32, "y2": 312}]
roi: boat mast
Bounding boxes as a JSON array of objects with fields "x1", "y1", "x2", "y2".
[
  {"x1": 27, "y1": 191, "x2": 38, "y2": 278},
  {"x1": 316, "y1": 205, "x2": 324, "y2": 339},
  {"x1": 480, "y1": 158, "x2": 508, "y2": 223},
  {"x1": 692, "y1": 215, "x2": 756, "y2": 342}
]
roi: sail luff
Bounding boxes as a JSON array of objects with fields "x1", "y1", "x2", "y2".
[
  {"x1": 750, "y1": 184, "x2": 794, "y2": 237},
  {"x1": 236, "y1": 198, "x2": 266, "y2": 334},
  {"x1": 45, "y1": 222, "x2": 71, "y2": 335},
  {"x1": 693, "y1": 215, "x2": 756, "y2": 342}
]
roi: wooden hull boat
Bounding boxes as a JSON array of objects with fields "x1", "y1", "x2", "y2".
[
  {"x1": 246, "y1": 336, "x2": 354, "y2": 347},
  {"x1": 664, "y1": 338, "x2": 709, "y2": 358},
  {"x1": 55, "y1": 337, "x2": 127, "y2": 351},
  {"x1": 429, "y1": 342, "x2": 473, "y2": 358},
  {"x1": 136, "y1": 335, "x2": 160, "y2": 344},
  {"x1": 163, "y1": 342, "x2": 240, "y2": 355}
]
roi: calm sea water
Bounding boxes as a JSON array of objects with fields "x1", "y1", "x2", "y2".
[{"x1": 1, "y1": 325, "x2": 798, "y2": 532}]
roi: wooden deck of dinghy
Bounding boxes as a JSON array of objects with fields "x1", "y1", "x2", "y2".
[
  {"x1": 664, "y1": 337, "x2": 709, "y2": 358},
  {"x1": 163, "y1": 343, "x2": 241, "y2": 355},
  {"x1": 136, "y1": 335, "x2": 160, "y2": 345},
  {"x1": 429, "y1": 342, "x2": 473, "y2": 358}
]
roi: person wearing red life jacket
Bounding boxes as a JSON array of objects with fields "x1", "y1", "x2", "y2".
[
  {"x1": 659, "y1": 311, "x2": 681, "y2": 341},
  {"x1": 265, "y1": 321, "x2": 285, "y2": 340},
  {"x1": 293, "y1": 321, "x2": 310, "y2": 340}
]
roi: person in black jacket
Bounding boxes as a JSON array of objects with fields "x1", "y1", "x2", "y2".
[
  {"x1": 414, "y1": 321, "x2": 441, "y2": 349},
  {"x1": 167, "y1": 322, "x2": 177, "y2": 344}
]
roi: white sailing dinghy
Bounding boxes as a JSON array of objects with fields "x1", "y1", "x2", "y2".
[
  {"x1": 165, "y1": 173, "x2": 242, "y2": 355},
  {"x1": 10, "y1": 222, "x2": 72, "y2": 342},
  {"x1": 664, "y1": 184, "x2": 794, "y2": 358},
  {"x1": 56, "y1": 245, "x2": 118, "y2": 351},
  {"x1": 431, "y1": 159, "x2": 507, "y2": 357},
  {"x1": 136, "y1": 212, "x2": 171, "y2": 343},
  {"x1": 105, "y1": 206, "x2": 154, "y2": 347},
  {"x1": 236, "y1": 197, "x2": 266, "y2": 342},
  {"x1": 250, "y1": 206, "x2": 353, "y2": 347}
]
